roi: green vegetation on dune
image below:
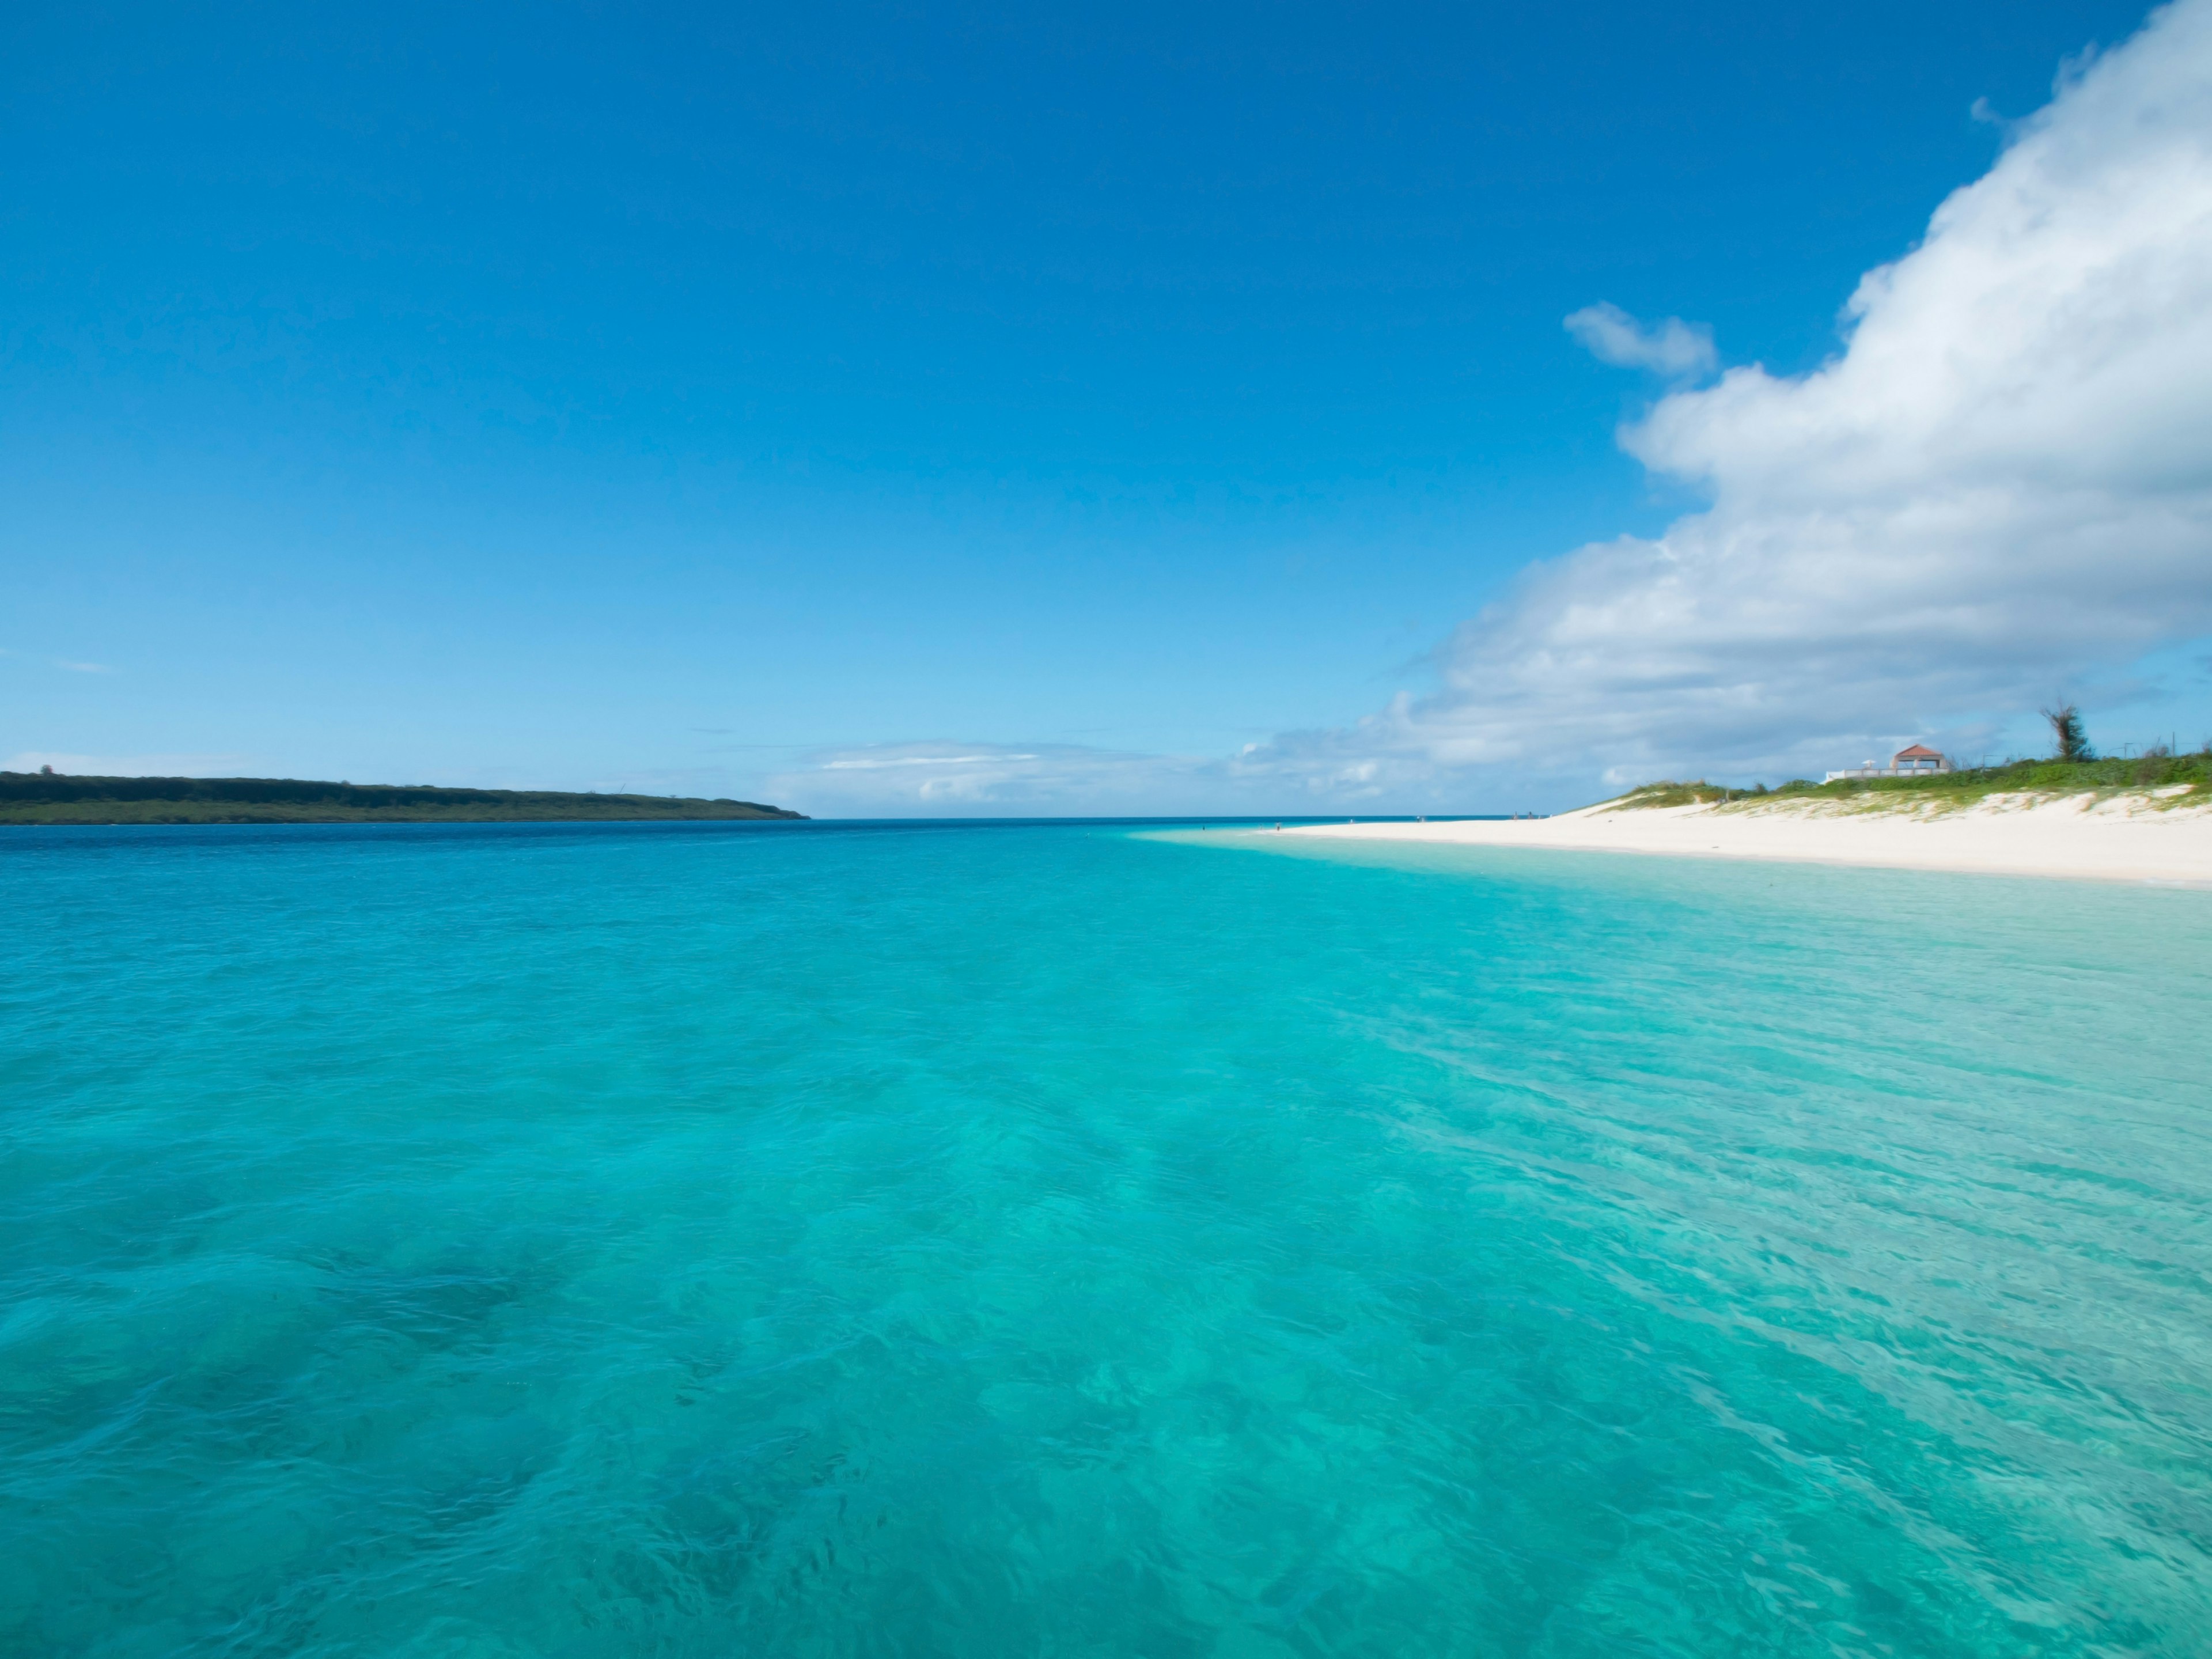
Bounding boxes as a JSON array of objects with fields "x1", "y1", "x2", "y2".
[
  {"x1": 1609, "y1": 752, "x2": 2212, "y2": 814},
  {"x1": 0, "y1": 773, "x2": 805, "y2": 825}
]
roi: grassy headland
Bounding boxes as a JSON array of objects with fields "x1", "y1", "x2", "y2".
[
  {"x1": 0, "y1": 773, "x2": 805, "y2": 825},
  {"x1": 1610, "y1": 753, "x2": 2212, "y2": 813}
]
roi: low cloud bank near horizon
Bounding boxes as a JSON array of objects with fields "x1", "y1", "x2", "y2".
[
  {"x1": 768, "y1": 742, "x2": 1224, "y2": 816},
  {"x1": 782, "y1": 0, "x2": 2212, "y2": 816},
  {"x1": 768, "y1": 738, "x2": 1449, "y2": 817}
]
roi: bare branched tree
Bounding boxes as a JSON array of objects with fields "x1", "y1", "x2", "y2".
[{"x1": 2041, "y1": 704, "x2": 2094, "y2": 762}]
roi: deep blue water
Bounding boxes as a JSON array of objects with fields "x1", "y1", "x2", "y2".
[{"x1": 4, "y1": 820, "x2": 2210, "y2": 1657}]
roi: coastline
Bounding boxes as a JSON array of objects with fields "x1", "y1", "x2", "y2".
[
  {"x1": 0, "y1": 805, "x2": 802, "y2": 825},
  {"x1": 1284, "y1": 791, "x2": 2212, "y2": 885},
  {"x1": 0, "y1": 771, "x2": 804, "y2": 825}
]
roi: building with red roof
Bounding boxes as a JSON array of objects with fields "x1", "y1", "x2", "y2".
[{"x1": 1824, "y1": 744, "x2": 1952, "y2": 783}]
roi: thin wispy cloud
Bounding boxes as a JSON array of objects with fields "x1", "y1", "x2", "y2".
[
  {"x1": 5, "y1": 650, "x2": 121, "y2": 673},
  {"x1": 823, "y1": 753, "x2": 1039, "y2": 771}
]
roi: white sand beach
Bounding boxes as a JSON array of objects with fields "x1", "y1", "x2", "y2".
[{"x1": 1289, "y1": 791, "x2": 2212, "y2": 885}]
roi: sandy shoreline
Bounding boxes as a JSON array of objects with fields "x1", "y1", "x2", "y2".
[{"x1": 1286, "y1": 791, "x2": 2212, "y2": 885}]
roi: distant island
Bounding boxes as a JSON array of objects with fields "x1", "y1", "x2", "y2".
[{"x1": 0, "y1": 772, "x2": 806, "y2": 825}]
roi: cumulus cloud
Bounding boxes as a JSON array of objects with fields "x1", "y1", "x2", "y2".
[
  {"x1": 1259, "y1": 0, "x2": 2212, "y2": 796},
  {"x1": 1563, "y1": 301, "x2": 1718, "y2": 379}
]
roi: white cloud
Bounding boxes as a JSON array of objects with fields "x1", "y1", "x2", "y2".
[
  {"x1": 1255, "y1": 0, "x2": 2212, "y2": 797},
  {"x1": 1563, "y1": 301, "x2": 1717, "y2": 378}
]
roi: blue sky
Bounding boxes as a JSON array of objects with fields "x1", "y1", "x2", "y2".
[{"x1": 6, "y1": 0, "x2": 2206, "y2": 813}]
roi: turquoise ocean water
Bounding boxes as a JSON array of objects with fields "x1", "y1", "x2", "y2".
[{"x1": 4, "y1": 820, "x2": 2210, "y2": 1657}]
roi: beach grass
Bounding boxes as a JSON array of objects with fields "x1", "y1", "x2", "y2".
[{"x1": 1611, "y1": 753, "x2": 2212, "y2": 814}]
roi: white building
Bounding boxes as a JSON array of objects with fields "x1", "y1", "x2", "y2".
[{"x1": 1825, "y1": 744, "x2": 1952, "y2": 783}]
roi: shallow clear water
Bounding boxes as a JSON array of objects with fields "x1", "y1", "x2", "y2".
[{"x1": 3, "y1": 821, "x2": 2210, "y2": 1658}]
